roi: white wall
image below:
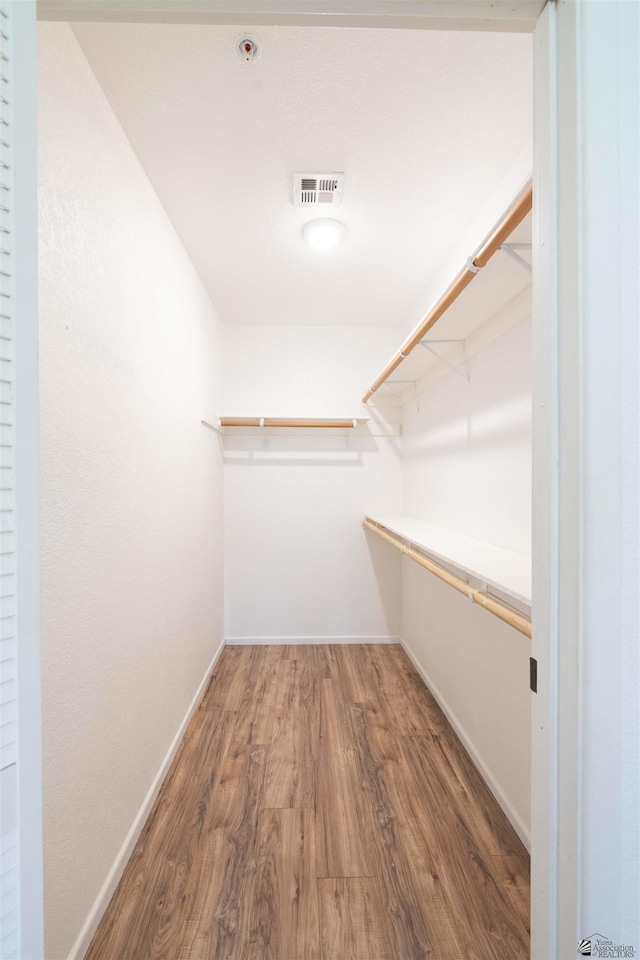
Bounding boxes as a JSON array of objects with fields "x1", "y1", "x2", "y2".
[
  {"x1": 223, "y1": 325, "x2": 401, "y2": 643},
  {"x1": 403, "y1": 312, "x2": 532, "y2": 555},
  {"x1": 37, "y1": 24, "x2": 224, "y2": 960},
  {"x1": 400, "y1": 305, "x2": 532, "y2": 845},
  {"x1": 578, "y1": 2, "x2": 639, "y2": 945}
]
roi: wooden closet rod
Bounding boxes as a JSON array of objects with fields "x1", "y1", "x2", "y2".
[
  {"x1": 220, "y1": 418, "x2": 357, "y2": 429},
  {"x1": 362, "y1": 184, "x2": 533, "y2": 404},
  {"x1": 363, "y1": 519, "x2": 532, "y2": 639}
]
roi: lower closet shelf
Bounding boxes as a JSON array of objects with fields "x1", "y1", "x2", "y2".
[{"x1": 364, "y1": 514, "x2": 531, "y2": 638}]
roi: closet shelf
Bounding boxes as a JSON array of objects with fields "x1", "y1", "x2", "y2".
[
  {"x1": 219, "y1": 416, "x2": 368, "y2": 429},
  {"x1": 202, "y1": 416, "x2": 401, "y2": 438},
  {"x1": 364, "y1": 515, "x2": 531, "y2": 634},
  {"x1": 362, "y1": 184, "x2": 533, "y2": 407}
]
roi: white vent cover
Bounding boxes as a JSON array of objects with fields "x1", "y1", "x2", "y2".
[{"x1": 293, "y1": 173, "x2": 344, "y2": 207}]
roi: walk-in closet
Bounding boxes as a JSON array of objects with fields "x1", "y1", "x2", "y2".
[
  {"x1": 4, "y1": 2, "x2": 637, "y2": 959},
  {"x1": 36, "y1": 13, "x2": 534, "y2": 960}
]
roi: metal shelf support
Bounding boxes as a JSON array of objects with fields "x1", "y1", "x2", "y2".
[
  {"x1": 499, "y1": 242, "x2": 532, "y2": 273},
  {"x1": 419, "y1": 339, "x2": 469, "y2": 383}
]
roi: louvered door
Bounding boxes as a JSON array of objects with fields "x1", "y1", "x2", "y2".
[
  {"x1": 0, "y1": 6, "x2": 19, "y2": 955},
  {"x1": 0, "y1": 4, "x2": 42, "y2": 959}
]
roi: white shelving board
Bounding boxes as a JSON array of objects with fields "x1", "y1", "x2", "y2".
[
  {"x1": 203, "y1": 416, "x2": 401, "y2": 437},
  {"x1": 367, "y1": 212, "x2": 532, "y2": 407},
  {"x1": 365, "y1": 514, "x2": 531, "y2": 610}
]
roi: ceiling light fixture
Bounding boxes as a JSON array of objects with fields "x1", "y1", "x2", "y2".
[{"x1": 302, "y1": 218, "x2": 346, "y2": 251}]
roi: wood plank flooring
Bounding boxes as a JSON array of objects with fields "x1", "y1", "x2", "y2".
[{"x1": 86, "y1": 644, "x2": 530, "y2": 960}]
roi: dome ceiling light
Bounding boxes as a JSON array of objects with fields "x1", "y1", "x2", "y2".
[{"x1": 302, "y1": 218, "x2": 346, "y2": 251}]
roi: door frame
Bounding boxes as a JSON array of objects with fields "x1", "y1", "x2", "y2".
[{"x1": 532, "y1": 3, "x2": 639, "y2": 956}]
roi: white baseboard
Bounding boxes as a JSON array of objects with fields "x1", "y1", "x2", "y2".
[
  {"x1": 225, "y1": 635, "x2": 400, "y2": 646},
  {"x1": 400, "y1": 636, "x2": 531, "y2": 852},
  {"x1": 67, "y1": 637, "x2": 226, "y2": 960}
]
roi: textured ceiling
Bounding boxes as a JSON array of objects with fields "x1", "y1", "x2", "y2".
[{"x1": 71, "y1": 22, "x2": 532, "y2": 326}]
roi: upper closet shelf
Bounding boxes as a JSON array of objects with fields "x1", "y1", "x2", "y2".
[
  {"x1": 219, "y1": 417, "x2": 367, "y2": 429},
  {"x1": 365, "y1": 513, "x2": 531, "y2": 610},
  {"x1": 202, "y1": 416, "x2": 401, "y2": 437},
  {"x1": 362, "y1": 185, "x2": 533, "y2": 407}
]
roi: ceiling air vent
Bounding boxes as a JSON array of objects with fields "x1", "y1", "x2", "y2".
[{"x1": 293, "y1": 173, "x2": 344, "y2": 207}]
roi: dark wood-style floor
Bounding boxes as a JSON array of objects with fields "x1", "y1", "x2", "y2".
[{"x1": 86, "y1": 644, "x2": 530, "y2": 960}]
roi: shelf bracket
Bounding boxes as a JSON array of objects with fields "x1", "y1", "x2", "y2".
[
  {"x1": 418, "y1": 339, "x2": 469, "y2": 383},
  {"x1": 200, "y1": 417, "x2": 222, "y2": 433},
  {"x1": 499, "y1": 243, "x2": 532, "y2": 273},
  {"x1": 373, "y1": 380, "x2": 416, "y2": 404}
]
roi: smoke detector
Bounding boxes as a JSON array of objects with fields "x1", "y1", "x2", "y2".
[
  {"x1": 237, "y1": 37, "x2": 260, "y2": 62},
  {"x1": 293, "y1": 173, "x2": 344, "y2": 207}
]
